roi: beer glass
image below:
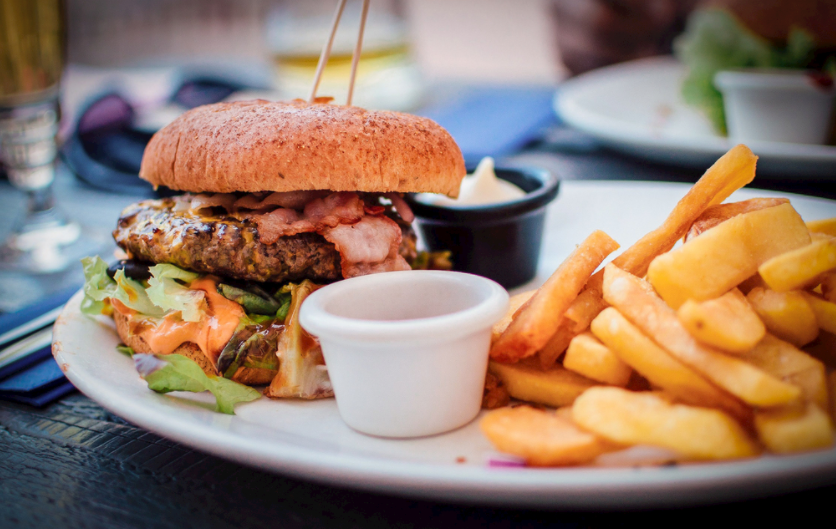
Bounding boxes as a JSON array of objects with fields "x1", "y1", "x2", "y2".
[{"x1": 0, "y1": 0, "x2": 96, "y2": 273}]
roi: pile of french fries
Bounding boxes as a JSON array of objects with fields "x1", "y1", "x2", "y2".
[{"x1": 481, "y1": 145, "x2": 836, "y2": 466}]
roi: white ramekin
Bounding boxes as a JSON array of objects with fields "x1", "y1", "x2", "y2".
[
  {"x1": 714, "y1": 69, "x2": 836, "y2": 145},
  {"x1": 299, "y1": 270, "x2": 509, "y2": 438}
]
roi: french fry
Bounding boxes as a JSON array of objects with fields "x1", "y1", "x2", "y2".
[
  {"x1": 488, "y1": 361, "x2": 598, "y2": 408},
  {"x1": 648, "y1": 203, "x2": 811, "y2": 308},
  {"x1": 549, "y1": 145, "x2": 759, "y2": 342},
  {"x1": 564, "y1": 332, "x2": 632, "y2": 386},
  {"x1": 747, "y1": 287, "x2": 819, "y2": 347},
  {"x1": 754, "y1": 403, "x2": 834, "y2": 454},
  {"x1": 480, "y1": 406, "x2": 618, "y2": 466},
  {"x1": 759, "y1": 237, "x2": 836, "y2": 292},
  {"x1": 490, "y1": 230, "x2": 619, "y2": 362},
  {"x1": 807, "y1": 217, "x2": 836, "y2": 238},
  {"x1": 739, "y1": 334, "x2": 828, "y2": 410},
  {"x1": 685, "y1": 198, "x2": 789, "y2": 241},
  {"x1": 491, "y1": 290, "x2": 535, "y2": 344},
  {"x1": 537, "y1": 324, "x2": 576, "y2": 369},
  {"x1": 801, "y1": 292, "x2": 836, "y2": 335},
  {"x1": 603, "y1": 264, "x2": 802, "y2": 407},
  {"x1": 572, "y1": 387, "x2": 759, "y2": 460},
  {"x1": 590, "y1": 307, "x2": 751, "y2": 424},
  {"x1": 676, "y1": 289, "x2": 765, "y2": 354},
  {"x1": 823, "y1": 271, "x2": 836, "y2": 302}
]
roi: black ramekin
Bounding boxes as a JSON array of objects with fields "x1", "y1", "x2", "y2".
[{"x1": 406, "y1": 166, "x2": 560, "y2": 289}]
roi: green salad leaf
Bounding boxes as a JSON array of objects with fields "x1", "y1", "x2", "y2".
[
  {"x1": 80, "y1": 256, "x2": 164, "y2": 318},
  {"x1": 674, "y1": 9, "x2": 820, "y2": 134},
  {"x1": 146, "y1": 263, "x2": 205, "y2": 322},
  {"x1": 134, "y1": 353, "x2": 261, "y2": 414}
]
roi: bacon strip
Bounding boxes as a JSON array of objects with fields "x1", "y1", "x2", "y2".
[{"x1": 321, "y1": 215, "x2": 411, "y2": 278}]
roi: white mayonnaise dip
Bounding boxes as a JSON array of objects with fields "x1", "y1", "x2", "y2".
[{"x1": 416, "y1": 157, "x2": 526, "y2": 207}]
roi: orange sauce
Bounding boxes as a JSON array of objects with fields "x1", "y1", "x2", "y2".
[{"x1": 114, "y1": 277, "x2": 244, "y2": 363}]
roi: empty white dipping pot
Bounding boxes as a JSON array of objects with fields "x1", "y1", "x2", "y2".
[
  {"x1": 714, "y1": 69, "x2": 836, "y2": 145},
  {"x1": 299, "y1": 270, "x2": 509, "y2": 438}
]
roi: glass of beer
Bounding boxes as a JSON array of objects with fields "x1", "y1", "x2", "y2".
[{"x1": 0, "y1": 0, "x2": 96, "y2": 274}]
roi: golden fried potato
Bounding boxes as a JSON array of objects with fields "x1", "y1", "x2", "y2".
[
  {"x1": 754, "y1": 403, "x2": 834, "y2": 454},
  {"x1": 491, "y1": 290, "x2": 535, "y2": 344},
  {"x1": 801, "y1": 292, "x2": 836, "y2": 335},
  {"x1": 564, "y1": 332, "x2": 632, "y2": 386},
  {"x1": 572, "y1": 387, "x2": 759, "y2": 460},
  {"x1": 603, "y1": 265, "x2": 802, "y2": 407},
  {"x1": 747, "y1": 287, "x2": 819, "y2": 347},
  {"x1": 536, "y1": 324, "x2": 576, "y2": 369},
  {"x1": 490, "y1": 230, "x2": 619, "y2": 363},
  {"x1": 480, "y1": 406, "x2": 618, "y2": 466},
  {"x1": 648, "y1": 203, "x2": 811, "y2": 308},
  {"x1": 685, "y1": 198, "x2": 789, "y2": 241},
  {"x1": 488, "y1": 361, "x2": 598, "y2": 408},
  {"x1": 590, "y1": 307, "x2": 751, "y2": 424},
  {"x1": 676, "y1": 289, "x2": 765, "y2": 354},
  {"x1": 807, "y1": 217, "x2": 836, "y2": 238},
  {"x1": 759, "y1": 238, "x2": 836, "y2": 292},
  {"x1": 739, "y1": 334, "x2": 828, "y2": 410}
]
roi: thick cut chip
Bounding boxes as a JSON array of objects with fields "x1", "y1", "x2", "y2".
[
  {"x1": 491, "y1": 290, "x2": 535, "y2": 344},
  {"x1": 807, "y1": 217, "x2": 836, "y2": 238},
  {"x1": 591, "y1": 307, "x2": 751, "y2": 424},
  {"x1": 572, "y1": 387, "x2": 759, "y2": 460},
  {"x1": 490, "y1": 230, "x2": 619, "y2": 362},
  {"x1": 754, "y1": 403, "x2": 834, "y2": 454},
  {"x1": 677, "y1": 289, "x2": 765, "y2": 354},
  {"x1": 685, "y1": 198, "x2": 789, "y2": 241},
  {"x1": 647, "y1": 203, "x2": 811, "y2": 309},
  {"x1": 564, "y1": 332, "x2": 632, "y2": 386},
  {"x1": 488, "y1": 361, "x2": 598, "y2": 408},
  {"x1": 747, "y1": 288, "x2": 819, "y2": 347},
  {"x1": 801, "y1": 292, "x2": 836, "y2": 335},
  {"x1": 759, "y1": 238, "x2": 836, "y2": 292},
  {"x1": 537, "y1": 323, "x2": 576, "y2": 369},
  {"x1": 739, "y1": 334, "x2": 828, "y2": 410},
  {"x1": 603, "y1": 265, "x2": 802, "y2": 407},
  {"x1": 823, "y1": 271, "x2": 836, "y2": 303},
  {"x1": 480, "y1": 406, "x2": 618, "y2": 466},
  {"x1": 553, "y1": 145, "x2": 759, "y2": 342}
]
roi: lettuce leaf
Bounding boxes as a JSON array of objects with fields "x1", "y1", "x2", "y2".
[
  {"x1": 80, "y1": 256, "x2": 164, "y2": 317},
  {"x1": 135, "y1": 353, "x2": 261, "y2": 414},
  {"x1": 146, "y1": 263, "x2": 205, "y2": 322},
  {"x1": 674, "y1": 9, "x2": 820, "y2": 134}
]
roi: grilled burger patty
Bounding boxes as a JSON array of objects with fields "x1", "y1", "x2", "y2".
[{"x1": 114, "y1": 198, "x2": 416, "y2": 284}]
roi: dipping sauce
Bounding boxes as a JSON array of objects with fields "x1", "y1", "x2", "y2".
[{"x1": 416, "y1": 157, "x2": 526, "y2": 207}]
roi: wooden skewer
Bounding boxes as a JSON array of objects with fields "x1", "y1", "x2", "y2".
[
  {"x1": 308, "y1": 0, "x2": 348, "y2": 104},
  {"x1": 346, "y1": 0, "x2": 371, "y2": 107}
]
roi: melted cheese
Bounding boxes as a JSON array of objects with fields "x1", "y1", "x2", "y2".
[{"x1": 116, "y1": 277, "x2": 244, "y2": 363}]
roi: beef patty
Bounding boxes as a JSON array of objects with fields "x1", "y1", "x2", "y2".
[{"x1": 114, "y1": 198, "x2": 416, "y2": 284}]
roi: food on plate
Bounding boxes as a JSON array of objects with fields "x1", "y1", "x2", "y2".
[
  {"x1": 676, "y1": 289, "x2": 765, "y2": 354},
  {"x1": 674, "y1": 7, "x2": 836, "y2": 135},
  {"x1": 808, "y1": 218, "x2": 836, "y2": 238},
  {"x1": 81, "y1": 99, "x2": 466, "y2": 404},
  {"x1": 746, "y1": 288, "x2": 820, "y2": 347},
  {"x1": 759, "y1": 237, "x2": 836, "y2": 292},
  {"x1": 490, "y1": 230, "x2": 619, "y2": 363},
  {"x1": 481, "y1": 143, "x2": 836, "y2": 466},
  {"x1": 572, "y1": 387, "x2": 758, "y2": 461},
  {"x1": 563, "y1": 332, "x2": 631, "y2": 387}
]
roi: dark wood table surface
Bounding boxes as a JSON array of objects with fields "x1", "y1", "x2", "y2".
[{"x1": 2, "y1": 136, "x2": 835, "y2": 528}]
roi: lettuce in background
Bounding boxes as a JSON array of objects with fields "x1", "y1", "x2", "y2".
[{"x1": 674, "y1": 9, "x2": 819, "y2": 134}]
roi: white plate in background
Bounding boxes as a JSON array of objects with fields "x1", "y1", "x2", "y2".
[
  {"x1": 53, "y1": 181, "x2": 836, "y2": 509},
  {"x1": 555, "y1": 57, "x2": 836, "y2": 179}
]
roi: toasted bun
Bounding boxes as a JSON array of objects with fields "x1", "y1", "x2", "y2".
[
  {"x1": 114, "y1": 311, "x2": 275, "y2": 386},
  {"x1": 139, "y1": 100, "x2": 466, "y2": 197}
]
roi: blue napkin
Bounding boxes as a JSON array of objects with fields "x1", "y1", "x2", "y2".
[{"x1": 418, "y1": 86, "x2": 558, "y2": 167}]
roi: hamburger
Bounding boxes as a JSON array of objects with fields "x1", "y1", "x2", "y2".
[{"x1": 81, "y1": 99, "x2": 465, "y2": 399}]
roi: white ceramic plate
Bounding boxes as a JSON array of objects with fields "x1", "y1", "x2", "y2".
[
  {"x1": 555, "y1": 56, "x2": 836, "y2": 179},
  {"x1": 52, "y1": 181, "x2": 836, "y2": 509}
]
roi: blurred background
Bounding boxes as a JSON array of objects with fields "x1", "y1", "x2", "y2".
[{"x1": 1, "y1": 0, "x2": 835, "y2": 311}]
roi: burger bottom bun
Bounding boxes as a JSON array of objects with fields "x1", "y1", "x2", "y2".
[{"x1": 114, "y1": 311, "x2": 275, "y2": 386}]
